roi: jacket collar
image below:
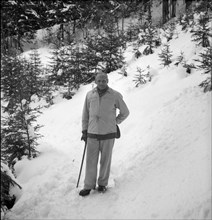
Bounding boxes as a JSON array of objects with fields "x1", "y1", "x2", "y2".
[{"x1": 93, "y1": 86, "x2": 112, "y2": 94}]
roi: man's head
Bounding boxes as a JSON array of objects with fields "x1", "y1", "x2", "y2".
[{"x1": 95, "y1": 72, "x2": 108, "y2": 90}]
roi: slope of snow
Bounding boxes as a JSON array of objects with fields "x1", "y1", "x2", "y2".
[{"x1": 4, "y1": 25, "x2": 211, "y2": 220}]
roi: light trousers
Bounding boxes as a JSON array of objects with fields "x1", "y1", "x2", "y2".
[{"x1": 84, "y1": 138, "x2": 115, "y2": 189}]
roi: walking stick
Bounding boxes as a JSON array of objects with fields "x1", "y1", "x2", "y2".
[{"x1": 76, "y1": 141, "x2": 87, "y2": 188}]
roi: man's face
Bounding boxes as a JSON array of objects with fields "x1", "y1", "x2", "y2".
[{"x1": 95, "y1": 74, "x2": 108, "y2": 90}]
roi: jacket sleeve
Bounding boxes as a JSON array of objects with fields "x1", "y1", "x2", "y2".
[
  {"x1": 115, "y1": 93, "x2": 129, "y2": 124},
  {"x1": 82, "y1": 94, "x2": 89, "y2": 131}
]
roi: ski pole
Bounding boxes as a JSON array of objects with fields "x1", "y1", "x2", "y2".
[{"x1": 76, "y1": 141, "x2": 87, "y2": 188}]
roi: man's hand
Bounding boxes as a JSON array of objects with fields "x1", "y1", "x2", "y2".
[{"x1": 81, "y1": 130, "x2": 87, "y2": 142}]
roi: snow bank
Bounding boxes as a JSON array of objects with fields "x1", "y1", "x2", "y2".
[{"x1": 5, "y1": 22, "x2": 211, "y2": 220}]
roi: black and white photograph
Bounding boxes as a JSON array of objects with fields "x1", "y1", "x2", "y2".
[{"x1": 1, "y1": 0, "x2": 211, "y2": 219}]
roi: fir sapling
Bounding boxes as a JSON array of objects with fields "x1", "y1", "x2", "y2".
[
  {"x1": 183, "y1": 63, "x2": 196, "y2": 74},
  {"x1": 175, "y1": 51, "x2": 185, "y2": 66},
  {"x1": 191, "y1": 12, "x2": 210, "y2": 47},
  {"x1": 158, "y1": 44, "x2": 173, "y2": 66},
  {"x1": 1, "y1": 164, "x2": 22, "y2": 212},
  {"x1": 133, "y1": 67, "x2": 151, "y2": 87},
  {"x1": 195, "y1": 47, "x2": 212, "y2": 92}
]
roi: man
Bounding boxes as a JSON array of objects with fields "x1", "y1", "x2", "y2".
[{"x1": 79, "y1": 72, "x2": 129, "y2": 196}]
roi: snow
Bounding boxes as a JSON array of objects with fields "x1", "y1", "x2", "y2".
[
  {"x1": 4, "y1": 24, "x2": 211, "y2": 220},
  {"x1": 21, "y1": 47, "x2": 53, "y2": 66}
]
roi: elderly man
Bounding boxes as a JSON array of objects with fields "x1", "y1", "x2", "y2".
[{"x1": 79, "y1": 72, "x2": 129, "y2": 196}]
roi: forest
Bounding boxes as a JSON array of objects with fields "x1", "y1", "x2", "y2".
[{"x1": 1, "y1": 0, "x2": 212, "y2": 215}]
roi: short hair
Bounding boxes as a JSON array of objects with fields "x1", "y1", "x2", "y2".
[{"x1": 95, "y1": 72, "x2": 108, "y2": 80}]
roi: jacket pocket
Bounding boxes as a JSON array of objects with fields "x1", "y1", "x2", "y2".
[{"x1": 116, "y1": 125, "x2": 121, "y2": 139}]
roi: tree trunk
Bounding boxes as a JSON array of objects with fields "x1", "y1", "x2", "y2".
[
  {"x1": 163, "y1": 0, "x2": 169, "y2": 24},
  {"x1": 73, "y1": 19, "x2": 76, "y2": 34},
  {"x1": 171, "y1": 0, "x2": 177, "y2": 18},
  {"x1": 60, "y1": 23, "x2": 64, "y2": 41},
  {"x1": 121, "y1": 6, "x2": 125, "y2": 34},
  {"x1": 185, "y1": 0, "x2": 193, "y2": 10},
  {"x1": 20, "y1": 101, "x2": 31, "y2": 159}
]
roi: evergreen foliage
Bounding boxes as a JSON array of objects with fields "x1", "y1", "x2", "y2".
[
  {"x1": 126, "y1": 22, "x2": 140, "y2": 42},
  {"x1": 175, "y1": 51, "x2": 185, "y2": 66},
  {"x1": 27, "y1": 50, "x2": 46, "y2": 98},
  {"x1": 133, "y1": 66, "x2": 151, "y2": 87},
  {"x1": 158, "y1": 44, "x2": 173, "y2": 66},
  {"x1": 1, "y1": 51, "x2": 44, "y2": 174},
  {"x1": 1, "y1": 1, "x2": 211, "y2": 213},
  {"x1": 136, "y1": 0, "x2": 160, "y2": 55},
  {"x1": 84, "y1": 36, "x2": 101, "y2": 77},
  {"x1": 1, "y1": 52, "x2": 48, "y2": 111},
  {"x1": 48, "y1": 43, "x2": 96, "y2": 96},
  {"x1": 141, "y1": 24, "x2": 159, "y2": 55},
  {"x1": 1, "y1": 0, "x2": 141, "y2": 54},
  {"x1": 48, "y1": 46, "x2": 70, "y2": 86},
  {"x1": 1, "y1": 99, "x2": 42, "y2": 167},
  {"x1": 1, "y1": 0, "x2": 39, "y2": 53},
  {"x1": 48, "y1": 21, "x2": 126, "y2": 91},
  {"x1": 1, "y1": 164, "x2": 22, "y2": 212},
  {"x1": 1, "y1": 55, "x2": 23, "y2": 109},
  {"x1": 196, "y1": 47, "x2": 212, "y2": 92},
  {"x1": 179, "y1": 10, "x2": 195, "y2": 31},
  {"x1": 65, "y1": 45, "x2": 88, "y2": 90},
  {"x1": 97, "y1": 21, "x2": 126, "y2": 73},
  {"x1": 191, "y1": 12, "x2": 210, "y2": 47},
  {"x1": 183, "y1": 63, "x2": 196, "y2": 74},
  {"x1": 194, "y1": 0, "x2": 212, "y2": 14},
  {"x1": 162, "y1": 21, "x2": 177, "y2": 42}
]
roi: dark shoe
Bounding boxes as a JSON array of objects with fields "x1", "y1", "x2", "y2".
[
  {"x1": 97, "y1": 185, "x2": 107, "y2": 192},
  {"x1": 79, "y1": 189, "x2": 91, "y2": 197}
]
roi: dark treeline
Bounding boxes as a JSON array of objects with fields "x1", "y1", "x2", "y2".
[{"x1": 1, "y1": 0, "x2": 147, "y2": 53}]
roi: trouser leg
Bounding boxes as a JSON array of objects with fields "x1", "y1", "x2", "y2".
[
  {"x1": 84, "y1": 138, "x2": 99, "y2": 189},
  {"x1": 98, "y1": 139, "x2": 115, "y2": 187}
]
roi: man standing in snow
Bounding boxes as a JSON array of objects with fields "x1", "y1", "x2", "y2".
[{"x1": 79, "y1": 72, "x2": 129, "y2": 196}]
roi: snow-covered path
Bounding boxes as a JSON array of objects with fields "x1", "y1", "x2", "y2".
[
  {"x1": 6, "y1": 70, "x2": 211, "y2": 219},
  {"x1": 5, "y1": 27, "x2": 211, "y2": 219}
]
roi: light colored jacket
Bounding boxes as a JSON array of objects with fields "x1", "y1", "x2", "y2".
[{"x1": 82, "y1": 87, "x2": 129, "y2": 135}]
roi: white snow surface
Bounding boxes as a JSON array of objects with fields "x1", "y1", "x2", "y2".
[{"x1": 5, "y1": 25, "x2": 211, "y2": 220}]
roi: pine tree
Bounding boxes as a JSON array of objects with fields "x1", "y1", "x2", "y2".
[
  {"x1": 142, "y1": 24, "x2": 158, "y2": 55},
  {"x1": 84, "y1": 36, "x2": 101, "y2": 77},
  {"x1": 41, "y1": 65, "x2": 55, "y2": 106},
  {"x1": 78, "y1": 45, "x2": 97, "y2": 84},
  {"x1": 137, "y1": 0, "x2": 160, "y2": 55},
  {"x1": 27, "y1": 49, "x2": 44, "y2": 98},
  {"x1": 65, "y1": 45, "x2": 85, "y2": 91},
  {"x1": 175, "y1": 51, "x2": 185, "y2": 66},
  {"x1": 1, "y1": 99, "x2": 42, "y2": 168},
  {"x1": 1, "y1": 53, "x2": 43, "y2": 171},
  {"x1": 1, "y1": 55, "x2": 27, "y2": 112},
  {"x1": 163, "y1": 21, "x2": 176, "y2": 42},
  {"x1": 48, "y1": 46, "x2": 68, "y2": 86},
  {"x1": 196, "y1": 47, "x2": 212, "y2": 92},
  {"x1": 28, "y1": 50, "x2": 53, "y2": 105},
  {"x1": 1, "y1": 164, "x2": 22, "y2": 212},
  {"x1": 179, "y1": 10, "x2": 194, "y2": 31},
  {"x1": 126, "y1": 22, "x2": 140, "y2": 42},
  {"x1": 183, "y1": 63, "x2": 196, "y2": 74},
  {"x1": 1, "y1": 0, "x2": 39, "y2": 54},
  {"x1": 158, "y1": 44, "x2": 173, "y2": 66},
  {"x1": 133, "y1": 67, "x2": 151, "y2": 87},
  {"x1": 191, "y1": 12, "x2": 210, "y2": 47},
  {"x1": 1, "y1": 53, "x2": 46, "y2": 112},
  {"x1": 96, "y1": 21, "x2": 126, "y2": 73},
  {"x1": 48, "y1": 42, "x2": 95, "y2": 96},
  {"x1": 194, "y1": 0, "x2": 212, "y2": 14}
]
